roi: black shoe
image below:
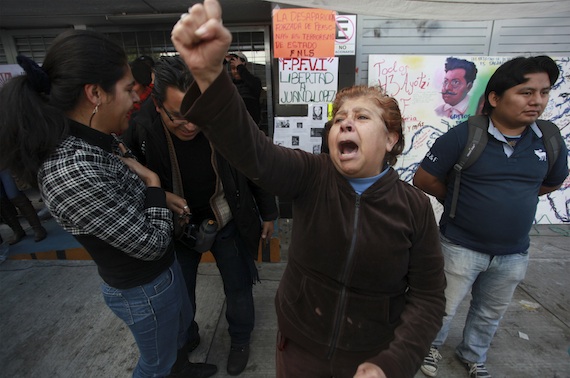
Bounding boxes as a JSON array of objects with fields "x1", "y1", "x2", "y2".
[
  {"x1": 227, "y1": 344, "x2": 250, "y2": 376},
  {"x1": 170, "y1": 362, "x2": 217, "y2": 378}
]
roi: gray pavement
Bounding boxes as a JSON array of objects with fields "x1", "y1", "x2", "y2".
[{"x1": 0, "y1": 220, "x2": 569, "y2": 377}]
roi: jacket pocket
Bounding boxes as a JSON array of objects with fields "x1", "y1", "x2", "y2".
[
  {"x1": 277, "y1": 265, "x2": 404, "y2": 353},
  {"x1": 278, "y1": 267, "x2": 337, "y2": 347},
  {"x1": 336, "y1": 291, "x2": 402, "y2": 351}
]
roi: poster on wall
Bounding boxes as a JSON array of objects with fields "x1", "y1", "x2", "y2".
[
  {"x1": 273, "y1": 103, "x2": 329, "y2": 154},
  {"x1": 368, "y1": 55, "x2": 570, "y2": 224},
  {"x1": 272, "y1": 8, "x2": 336, "y2": 59},
  {"x1": 278, "y1": 57, "x2": 338, "y2": 104},
  {"x1": 0, "y1": 64, "x2": 24, "y2": 87}
]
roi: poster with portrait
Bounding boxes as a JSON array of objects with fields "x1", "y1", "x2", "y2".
[
  {"x1": 274, "y1": 103, "x2": 329, "y2": 154},
  {"x1": 368, "y1": 55, "x2": 570, "y2": 224}
]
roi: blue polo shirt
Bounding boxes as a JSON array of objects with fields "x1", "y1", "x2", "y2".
[{"x1": 420, "y1": 118, "x2": 568, "y2": 255}]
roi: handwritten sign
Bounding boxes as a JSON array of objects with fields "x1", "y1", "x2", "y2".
[
  {"x1": 279, "y1": 57, "x2": 338, "y2": 104},
  {"x1": 273, "y1": 8, "x2": 336, "y2": 58}
]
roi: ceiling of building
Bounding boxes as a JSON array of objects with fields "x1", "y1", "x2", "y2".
[
  {"x1": 0, "y1": 0, "x2": 275, "y2": 30},
  {"x1": 2, "y1": 0, "x2": 569, "y2": 31}
]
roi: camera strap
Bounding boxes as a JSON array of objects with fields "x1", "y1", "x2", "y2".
[
  {"x1": 161, "y1": 118, "x2": 184, "y2": 198},
  {"x1": 161, "y1": 118, "x2": 186, "y2": 239}
]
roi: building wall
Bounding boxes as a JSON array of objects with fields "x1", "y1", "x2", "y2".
[{"x1": 356, "y1": 14, "x2": 570, "y2": 85}]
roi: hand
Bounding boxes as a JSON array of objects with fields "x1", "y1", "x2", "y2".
[
  {"x1": 166, "y1": 192, "x2": 191, "y2": 224},
  {"x1": 353, "y1": 363, "x2": 386, "y2": 378},
  {"x1": 229, "y1": 56, "x2": 244, "y2": 69},
  {"x1": 261, "y1": 221, "x2": 274, "y2": 245},
  {"x1": 120, "y1": 155, "x2": 161, "y2": 188},
  {"x1": 171, "y1": 0, "x2": 232, "y2": 92}
]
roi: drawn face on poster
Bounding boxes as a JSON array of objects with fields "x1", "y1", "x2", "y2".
[{"x1": 434, "y1": 57, "x2": 477, "y2": 118}]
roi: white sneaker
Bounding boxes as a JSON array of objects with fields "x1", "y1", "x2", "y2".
[
  {"x1": 457, "y1": 356, "x2": 492, "y2": 378},
  {"x1": 420, "y1": 346, "x2": 442, "y2": 377}
]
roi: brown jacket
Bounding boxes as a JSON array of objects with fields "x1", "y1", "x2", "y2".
[{"x1": 182, "y1": 72, "x2": 446, "y2": 378}]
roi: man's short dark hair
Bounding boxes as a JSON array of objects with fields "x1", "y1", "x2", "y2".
[
  {"x1": 482, "y1": 55, "x2": 559, "y2": 115},
  {"x1": 130, "y1": 55, "x2": 155, "y2": 87},
  {"x1": 151, "y1": 56, "x2": 194, "y2": 106},
  {"x1": 445, "y1": 57, "x2": 478, "y2": 84}
]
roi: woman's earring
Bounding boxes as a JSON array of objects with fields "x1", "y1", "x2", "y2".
[{"x1": 89, "y1": 103, "x2": 100, "y2": 128}]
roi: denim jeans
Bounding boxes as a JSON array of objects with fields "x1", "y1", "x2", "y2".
[
  {"x1": 101, "y1": 259, "x2": 192, "y2": 378},
  {"x1": 175, "y1": 220, "x2": 255, "y2": 346},
  {"x1": 0, "y1": 169, "x2": 22, "y2": 199},
  {"x1": 432, "y1": 235, "x2": 529, "y2": 363}
]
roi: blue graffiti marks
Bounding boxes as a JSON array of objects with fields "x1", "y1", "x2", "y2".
[{"x1": 401, "y1": 124, "x2": 443, "y2": 156}]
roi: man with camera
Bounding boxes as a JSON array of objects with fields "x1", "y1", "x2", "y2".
[
  {"x1": 122, "y1": 56, "x2": 278, "y2": 376},
  {"x1": 225, "y1": 52, "x2": 263, "y2": 129}
]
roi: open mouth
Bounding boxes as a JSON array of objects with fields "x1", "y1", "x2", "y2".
[{"x1": 339, "y1": 140, "x2": 359, "y2": 157}]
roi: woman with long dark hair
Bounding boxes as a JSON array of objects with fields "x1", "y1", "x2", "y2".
[{"x1": 0, "y1": 30, "x2": 216, "y2": 378}]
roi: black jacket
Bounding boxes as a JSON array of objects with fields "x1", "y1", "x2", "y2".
[
  {"x1": 122, "y1": 100, "x2": 278, "y2": 256},
  {"x1": 233, "y1": 65, "x2": 262, "y2": 124}
]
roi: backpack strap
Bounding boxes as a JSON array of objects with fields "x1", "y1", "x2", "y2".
[
  {"x1": 449, "y1": 115, "x2": 489, "y2": 219},
  {"x1": 535, "y1": 119, "x2": 562, "y2": 175}
]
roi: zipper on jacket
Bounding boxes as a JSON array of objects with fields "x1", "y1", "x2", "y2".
[
  {"x1": 326, "y1": 194, "x2": 361, "y2": 360},
  {"x1": 209, "y1": 146, "x2": 224, "y2": 225}
]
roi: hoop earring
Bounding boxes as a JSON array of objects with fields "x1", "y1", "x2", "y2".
[{"x1": 89, "y1": 103, "x2": 100, "y2": 128}]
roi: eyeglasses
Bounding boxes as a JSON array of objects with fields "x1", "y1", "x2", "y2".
[
  {"x1": 442, "y1": 79, "x2": 463, "y2": 89},
  {"x1": 163, "y1": 107, "x2": 189, "y2": 126}
]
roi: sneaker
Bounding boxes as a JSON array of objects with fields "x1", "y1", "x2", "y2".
[
  {"x1": 420, "y1": 346, "x2": 442, "y2": 377},
  {"x1": 458, "y1": 357, "x2": 492, "y2": 378},
  {"x1": 227, "y1": 344, "x2": 250, "y2": 376}
]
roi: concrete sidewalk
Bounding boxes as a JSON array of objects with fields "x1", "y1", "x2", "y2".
[{"x1": 1, "y1": 223, "x2": 569, "y2": 377}]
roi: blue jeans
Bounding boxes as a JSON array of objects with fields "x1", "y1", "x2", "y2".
[
  {"x1": 0, "y1": 169, "x2": 22, "y2": 199},
  {"x1": 176, "y1": 220, "x2": 255, "y2": 346},
  {"x1": 101, "y1": 259, "x2": 192, "y2": 378},
  {"x1": 432, "y1": 235, "x2": 529, "y2": 363}
]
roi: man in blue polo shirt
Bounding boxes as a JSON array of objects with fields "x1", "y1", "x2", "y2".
[{"x1": 413, "y1": 55, "x2": 568, "y2": 378}]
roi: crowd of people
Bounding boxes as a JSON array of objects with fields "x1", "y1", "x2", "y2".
[{"x1": 0, "y1": 0, "x2": 567, "y2": 377}]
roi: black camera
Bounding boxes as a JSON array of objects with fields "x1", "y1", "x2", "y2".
[
  {"x1": 177, "y1": 222, "x2": 199, "y2": 250},
  {"x1": 179, "y1": 219, "x2": 218, "y2": 253}
]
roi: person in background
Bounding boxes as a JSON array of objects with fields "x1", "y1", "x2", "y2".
[
  {"x1": 414, "y1": 56, "x2": 568, "y2": 378},
  {"x1": 0, "y1": 235, "x2": 8, "y2": 264},
  {"x1": 320, "y1": 120, "x2": 332, "y2": 154},
  {"x1": 0, "y1": 169, "x2": 47, "y2": 244},
  {"x1": 123, "y1": 55, "x2": 278, "y2": 376},
  {"x1": 129, "y1": 55, "x2": 155, "y2": 117},
  {"x1": 434, "y1": 57, "x2": 478, "y2": 119},
  {"x1": 0, "y1": 30, "x2": 216, "y2": 378},
  {"x1": 171, "y1": 2, "x2": 446, "y2": 377},
  {"x1": 225, "y1": 51, "x2": 262, "y2": 126}
]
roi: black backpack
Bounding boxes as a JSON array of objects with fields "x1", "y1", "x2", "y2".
[{"x1": 448, "y1": 115, "x2": 563, "y2": 219}]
